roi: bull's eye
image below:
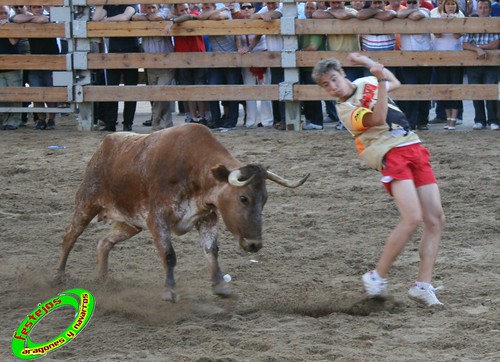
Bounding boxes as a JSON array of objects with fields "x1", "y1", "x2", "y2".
[{"x1": 240, "y1": 195, "x2": 249, "y2": 205}]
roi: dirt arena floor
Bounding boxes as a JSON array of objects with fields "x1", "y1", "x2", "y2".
[{"x1": 1, "y1": 113, "x2": 499, "y2": 361}]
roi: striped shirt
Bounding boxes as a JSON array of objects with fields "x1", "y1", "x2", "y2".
[{"x1": 361, "y1": 34, "x2": 395, "y2": 52}]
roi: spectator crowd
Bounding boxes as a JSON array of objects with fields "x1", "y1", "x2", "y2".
[{"x1": 1, "y1": 1, "x2": 500, "y2": 132}]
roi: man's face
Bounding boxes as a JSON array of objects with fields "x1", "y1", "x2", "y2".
[
  {"x1": 330, "y1": 1, "x2": 346, "y2": 10},
  {"x1": 476, "y1": 1, "x2": 491, "y2": 17},
  {"x1": 371, "y1": 1, "x2": 386, "y2": 10},
  {"x1": 0, "y1": 6, "x2": 9, "y2": 21},
  {"x1": 266, "y1": 2, "x2": 279, "y2": 11},
  {"x1": 13, "y1": 5, "x2": 27, "y2": 15},
  {"x1": 30, "y1": 5, "x2": 44, "y2": 16},
  {"x1": 176, "y1": 3, "x2": 190, "y2": 15},
  {"x1": 145, "y1": 4, "x2": 159, "y2": 15},
  {"x1": 388, "y1": 0, "x2": 401, "y2": 9},
  {"x1": 201, "y1": 3, "x2": 215, "y2": 12},
  {"x1": 405, "y1": 0, "x2": 420, "y2": 9},
  {"x1": 318, "y1": 69, "x2": 351, "y2": 100},
  {"x1": 305, "y1": 2, "x2": 317, "y2": 18},
  {"x1": 240, "y1": 3, "x2": 255, "y2": 18}
]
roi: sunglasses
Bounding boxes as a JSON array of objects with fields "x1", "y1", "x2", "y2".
[
  {"x1": 241, "y1": 5, "x2": 254, "y2": 9},
  {"x1": 14, "y1": 5, "x2": 25, "y2": 8},
  {"x1": 406, "y1": 0, "x2": 418, "y2": 3}
]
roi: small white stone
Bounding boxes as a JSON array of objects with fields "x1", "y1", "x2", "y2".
[{"x1": 223, "y1": 274, "x2": 231, "y2": 282}]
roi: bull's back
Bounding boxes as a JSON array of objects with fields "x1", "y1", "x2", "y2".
[{"x1": 76, "y1": 124, "x2": 239, "y2": 214}]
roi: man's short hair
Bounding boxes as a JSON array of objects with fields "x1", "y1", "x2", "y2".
[{"x1": 312, "y1": 58, "x2": 343, "y2": 84}]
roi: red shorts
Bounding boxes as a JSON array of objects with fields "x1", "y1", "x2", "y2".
[{"x1": 380, "y1": 143, "x2": 437, "y2": 196}]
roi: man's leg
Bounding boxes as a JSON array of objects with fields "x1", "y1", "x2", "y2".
[{"x1": 375, "y1": 180, "x2": 422, "y2": 278}]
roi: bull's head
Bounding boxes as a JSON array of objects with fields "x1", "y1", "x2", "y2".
[{"x1": 212, "y1": 164, "x2": 309, "y2": 253}]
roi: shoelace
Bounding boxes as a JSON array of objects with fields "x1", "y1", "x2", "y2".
[{"x1": 429, "y1": 285, "x2": 444, "y2": 293}]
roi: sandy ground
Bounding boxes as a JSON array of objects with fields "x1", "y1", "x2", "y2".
[{"x1": 1, "y1": 111, "x2": 499, "y2": 361}]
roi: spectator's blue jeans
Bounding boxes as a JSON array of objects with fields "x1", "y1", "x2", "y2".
[
  {"x1": 207, "y1": 67, "x2": 241, "y2": 127},
  {"x1": 466, "y1": 66, "x2": 499, "y2": 125},
  {"x1": 400, "y1": 66, "x2": 432, "y2": 129}
]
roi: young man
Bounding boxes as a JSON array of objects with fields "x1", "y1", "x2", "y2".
[{"x1": 312, "y1": 53, "x2": 446, "y2": 307}]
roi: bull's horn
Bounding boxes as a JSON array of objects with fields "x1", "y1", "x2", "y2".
[
  {"x1": 266, "y1": 171, "x2": 309, "y2": 188},
  {"x1": 228, "y1": 169, "x2": 255, "y2": 187}
]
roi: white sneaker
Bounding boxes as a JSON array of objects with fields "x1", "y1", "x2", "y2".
[
  {"x1": 335, "y1": 122, "x2": 346, "y2": 130},
  {"x1": 490, "y1": 123, "x2": 500, "y2": 130},
  {"x1": 473, "y1": 122, "x2": 484, "y2": 130},
  {"x1": 408, "y1": 283, "x2": 444, "y2": 307},
  {"x1": 303, "y1": 123, "x2": 324, "y2": 130},
  {"x1": 362, "y1": 271, "x2": 388, "y2": 298}
]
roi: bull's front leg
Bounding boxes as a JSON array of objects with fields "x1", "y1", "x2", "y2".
[
  {"x1": 197, "y1": 217, "x2": 231, "y2": 297},
  {"x1": 149, "y1": 223, "x2": 177, "y2": 302}
]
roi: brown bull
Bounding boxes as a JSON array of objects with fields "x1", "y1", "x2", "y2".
[{"x1": 57, "y1": 123, "x2": 308, "y2": 301}]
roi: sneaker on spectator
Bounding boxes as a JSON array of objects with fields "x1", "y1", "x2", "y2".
[
  {"x1": 456, "y1": 118, "x2": 463, "y2": 125},
  {"x1": 472, "y1": 122, "x2": 484, "y2": 130},
  {"x1": 362, "y1": 271, "x2": 387, "y2": 298},
  {"x1": 323, "y1": 115, "x2": 335, "y2": 123},
  {"x1": 408, "y1": 283, "x2": 444, "y2": 307},
  {"x1": 303, "y1": 122, "x2": 324, "y2": 130},
  {"x1": 34, "y1": 120, "x2": 47, "y2": 130},
  {"x1": 47, "y1": 120, "x2": 56, "y2": 130},
  {"x1": 490, "y1": 123, "x2": 500, "y2": 130},
  {"x1": 335, "y1": 122, "x2": 346, "y2": 130}
]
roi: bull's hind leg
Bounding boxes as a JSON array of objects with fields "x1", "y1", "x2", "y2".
[
  {"x1": 149, "y1": 225, "x2": 177, "y2": 302},
  {"x1": 57, "y1": 205, "x2": 101, "y2": 278},
  {"x1": 96, "y1": 222, "x2": 141, "y2": 278}
]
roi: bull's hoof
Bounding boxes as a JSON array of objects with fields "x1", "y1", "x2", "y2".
[
  {"x1": 52, "y1": 271, "x2": 67, "y2": 286},
  {"x1": 162, "y1": 289, "x2": 178, "y2": 302},
  {"x1": 213, "y1": 282, "x2": 232, "y2": 297}
]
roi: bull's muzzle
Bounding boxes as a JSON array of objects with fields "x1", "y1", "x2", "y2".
[{"x1": 240, "y1": 238, "x2": 262, "y2": 253}]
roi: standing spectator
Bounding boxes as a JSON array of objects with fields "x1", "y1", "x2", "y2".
[
  {"x1": 93, "y1": 4, "x2": 140, "y2": 132},
  {"x1": 300, "y1": 1, "x2": 325, "y2": 130},
  {"x1": 431, "y1": 0, "x2": 464, "y2": 130},
  {"x1": 10, "y1": 5, "x2": 30, "y2": 126},
  {"x1": 14, "y1": 5, "x2": 59, "y2": 130},
  {"x1": 198, "y1": 3, "x2": 241, "y2": 130},
  {"x1": 133, "y1": 4, "x2": 175, "y2": 131},
  {"x1": 251, "y1": 2, "x2": 286, "y2": 130},
  {"x1": 357, "y1": 1, "x2": 397, "y2": 52},
  {"x1": 386, "y1": 0, "x2": 407, "y2": 49},
  {"x1": 0, "y1": 5, "x2": 22, "y2": 130},
  {"x1": 397, "y1": 0, "x2": 433, "y2": 130},
  {"x1": 312, "y1": 53, "x2": 445, "y2": 307},
  {"x1": 166, "y1": 3, "x2": 208, "y2": 125},
  {"x1": 462, "y1": 0, "x2": 500, "y2": 130},
  {"x1": 429, "y1": 0, "x2": 464, "y2": 125},
  {"x1": 492, "y1": 0, "x2": 500, "y2": 16},
  {"x1": 350, "y1": 0, "x2": 368, "y2": 11},
  {"x1": 237, "y1": 2, "x2": 274, "y2": 128},
  {"x1": 403, "y1": 0, "x2": 435, "y2": 10},
  {"x1": 313, "y1": 1, "x2": 360, "y2": 130}
]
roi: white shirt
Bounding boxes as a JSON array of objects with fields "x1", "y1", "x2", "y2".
[
  {"x1": 256, "y1": 4, "x2": 284, "y2": 51},
  {"x1": 400, "y1": 9, "x2": 432, "y2": 51}
]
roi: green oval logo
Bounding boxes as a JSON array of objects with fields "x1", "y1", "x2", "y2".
[{"x1": 12, "y1": 288, "x2": 95, "y2": 360}]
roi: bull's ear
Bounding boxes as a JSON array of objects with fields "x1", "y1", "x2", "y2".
[{"x1": 211, "y1": 164, "x2": 231, "y2": 183}]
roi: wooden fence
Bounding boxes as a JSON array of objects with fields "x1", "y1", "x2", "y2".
[{"x1": 1, "y1": 0, "x2": 499, "y2": 130}]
